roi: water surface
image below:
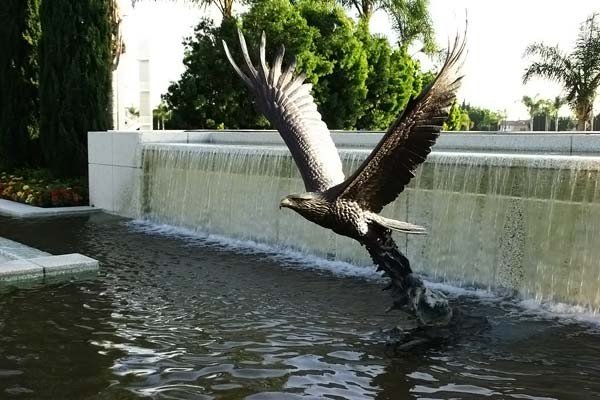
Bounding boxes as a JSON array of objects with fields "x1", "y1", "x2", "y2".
[{"x1": 0, "y1": 214, "x2": 599, "y2": 399}]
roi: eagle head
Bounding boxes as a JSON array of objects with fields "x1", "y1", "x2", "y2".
[{"x1": 279, "y1": 192, "x2": 328, "y2": 219}]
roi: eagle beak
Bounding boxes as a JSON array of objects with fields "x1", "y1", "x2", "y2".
[{"x1": 279, "y1": 198, "x2": 293, "y2": 209}]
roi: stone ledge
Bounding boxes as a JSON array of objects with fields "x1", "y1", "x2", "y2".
[
  {"x1": 0, "y1": 237, "x2": 50, "y2": 260},
  {"x1": 0, "y1": 237, "x2": 99, "y2": 283},
  {"x1": 0, "y1": 260, "x2": 44, "y2": 281},
  {"x1": 29, "y1": 254, "x2": 99, "y2": 277},
  {"x1": 0, "y1": 199, "x2": 101, "y2": 218},
  {"x1": 177, "y1": 130, "x2": 600, "y2": 154}
]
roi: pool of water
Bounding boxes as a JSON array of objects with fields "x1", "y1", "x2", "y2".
[{"x1": 0, "y1": 213, "x2": 599, "y2": 399}]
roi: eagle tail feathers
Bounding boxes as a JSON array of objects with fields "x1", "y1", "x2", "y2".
[{"x1": 370, "y1": 214, "x2": 427, "y2": 235}]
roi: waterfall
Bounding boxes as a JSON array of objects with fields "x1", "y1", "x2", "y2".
[{"x1": 140, "y1": 143, "x2": 600, "y2": 311}]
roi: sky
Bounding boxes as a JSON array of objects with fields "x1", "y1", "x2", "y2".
[{"x1": 116, "y1": 0, "x2": 600, "y2": 122}]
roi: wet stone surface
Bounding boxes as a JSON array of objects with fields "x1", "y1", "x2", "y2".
[{"x1": 0, "y1": 213, "x2": 599, "y2": 399}]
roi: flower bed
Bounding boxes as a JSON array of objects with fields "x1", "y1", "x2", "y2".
[{"x1": 0, "y1": 170, "x2": 88, "y2": 208}]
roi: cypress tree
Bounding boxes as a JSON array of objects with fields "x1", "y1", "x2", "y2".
[
  {"x1": 0, "y1": 0, "x2": 41, "y2": 168},
  {"x1": 40, "y1": 0, "x2": 112, "y2": 177}
]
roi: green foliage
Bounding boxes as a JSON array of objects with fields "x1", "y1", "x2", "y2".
[
  {"x1": 338, "y1": 0, "x2": 435, "y2": 53},
  {"x1": 153, "y1": 101, "x2": 172, "y2": 129},
  {"x1": 132, "y1": 0, "x2": 235, "y2": 18},
  {"x1": 165, "y1": 0, "x2": 426, "y2": 131},
  {"x1": 0, "y1": 0, "x2": 41, "y2": 168},
  {"x1": 385, "y1": 0, "x2": 435, "y2": 53},
  {"x1": 443, "y1": 102, "x2": 471, "y2": 131},
  {"x1": 525, "y1": 96, "x2": 569, "y2": 131},
  {"x1": 354, "y1": 23, "x2": 422, "y2": 129},
  {"x1": 521, "y1": 95, "x2": 545, "y2": 130},
  {"x1": 295, "y1": 0, "x2": 368, "y2": 128},
  {"x1": 462, "y1": 103, "x2": 502, "y2": 131},
  {"x1": 523, "y1": 13, "x2": 600, "y2": 130},
  {"x1": 165, "y1": 0, "x2": 366, "y2": 129},
  {"x1": 39, "y1": 0, "x2": 113, "y2": 177},
  {"x1": 522, "y1": 95, "x2": 568, "y2": 131},
  {"x1": 521, "y1": 95, "x2": 547, "y2": 116},
  {"x1": 241, "y1": 0, "x2": 369, "y2": 128},
  {"x1": 559, "y1": 116, "x2": 577, "y2": 131},
  {"x1": 164, "y1": 17, "x2": 269, "y2": 129}
]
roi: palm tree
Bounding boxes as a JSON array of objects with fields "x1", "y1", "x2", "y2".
[
  {"x1": 522, "y1": 95, "x2": 544, "y2": 131},
  {"x1": 132, "y1": 0, "x2": 234, "y2": 19},
  {"x1": 153, "y1": 101, "x2": 172, "y2": 130},
  {"x1": 523, "y1": 13, "x2": 600, "y2": 131},
  {"x1": 340, "y1": 0, "x2": 435, "y2": 53},
  {"x1": 549, "y1": 96, "x2": 567, "y2": 131},
  {"x1": 386, "y1": 0, "x2": 435, "y2": 53}
]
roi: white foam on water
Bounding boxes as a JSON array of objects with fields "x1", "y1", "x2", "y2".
[
  {"x1": 517, "y1": 299, "x2": 600, "y2": 326},
  {"x1": 127, "y1": 220, "x2": 382, "y2": 281},
  {"x1": 425, "y1": 281, "x2": 498, "y2": 299},
  {"x1": 126, "y1": 219, "x2": 600, "y2": 327}
]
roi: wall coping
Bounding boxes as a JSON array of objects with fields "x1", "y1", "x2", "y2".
[
  {"x1": 102, "y1": 130, "x2": 600, "y2": 155},
  {"x1": 87, "y1": 130, "x2": 600, "y2": 216}
]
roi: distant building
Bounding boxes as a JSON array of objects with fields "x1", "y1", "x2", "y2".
[{"x1": 501, "y1": 120, "x2": 529, "y2": 132}]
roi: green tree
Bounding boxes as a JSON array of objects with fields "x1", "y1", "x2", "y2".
[
  {"x1": 165, "y1": 0, "x2": 426, "y2": 130},
  {"x1": 133, "y1": 0, "x2": 235, "y2": 19},
  {"x1": 535, "y1": 98, "x2": 567, "y2": 131},
  {"x1": 40, "y1": 0, "x2": 113, "y2": 177},
  {"x1": 522, "y1": 95, "x2": 545, "y2": 131},
  {"x1": 443, "y1": 102, "x2": 471, "y2": 131},
  {"x1": 153, "y1": 101, "x2": 172, "y2": 130},
  {"x1": 354, "y1": 21, "x2": 424, "y2": 129},
  {"x1": 164, "y1": 18, "x2": 273, "y2": 129},
  {"x1": 294, "y1": 0, "x2": 368, "y2": 128},
  {"x1": 339, "y1": 0, "x2": 435, "y2": 52},
  {"x1": 166, "y1": 0, "x2": 376, "y2": 129},
  {"x1": 549, "y1": 95, "x2": 567, "y2": 131},
  {"x1": 462, "y1": 103, "x2": 502, "y2": 131},
  {"x1": 523, "y1": 13, "x2": 600, "y2": 131},
  {"x1": 0, "y1": 0, "x2": 41, "y2": 168},
  {"x1": 558, "y1": 116, "x2": 577, "y2": 131},
  {"x1": 385, "y1": 0, "x2": 435, "y2": 53}
]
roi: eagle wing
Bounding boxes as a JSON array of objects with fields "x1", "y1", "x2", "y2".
[
  {"x1": 330, "y1": 35, "x2": 466, "y2": 213},
  {"x1": 223, "y1": 31, "x2": 345, "y2": 192}
]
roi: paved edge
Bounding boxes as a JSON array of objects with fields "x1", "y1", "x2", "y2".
[
  {"x1": 0, "y1": 237, "x2": 99, "y2": 283},
  {"x1": 0, "y1": 199, "x2": 101, "y2": 218}
]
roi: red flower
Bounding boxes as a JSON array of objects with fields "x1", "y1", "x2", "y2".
[{"x1": 51, "y1": 190, "x2": 61, "y2": 204}]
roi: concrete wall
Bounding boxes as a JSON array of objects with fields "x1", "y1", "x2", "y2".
[
  {"x1": 88, "y1": 130, "x2": 186, "y2": 216},
  {"x1": 139, "y1": 145, "x2": 600, "y2": 309},
  {"x1": 88, "y1": 130, "x2": 600, "y2": 216},
  {"x1": 88, "y1": 130, "x2": 600, "y2": 308}
]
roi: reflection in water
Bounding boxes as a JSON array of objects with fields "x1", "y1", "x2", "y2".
[{"x1": 0, "y1": 214, "x2": 599, "y2": 399}]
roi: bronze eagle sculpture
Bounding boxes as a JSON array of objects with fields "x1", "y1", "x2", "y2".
[{"x1": 223, "y1": 30, "x2": 465, "y2": 327}]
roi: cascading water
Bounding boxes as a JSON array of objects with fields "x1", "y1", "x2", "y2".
[{"x1": 140, "y1": 143, "x2": 600, "y2": 311}]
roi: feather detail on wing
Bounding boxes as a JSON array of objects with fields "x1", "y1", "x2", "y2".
[
  {"x1": 223, "y1": 30, "x2": 345, "y2": 192},
  {"x1": 330, "y1": 34, "x2": 466, "y2": 213}
]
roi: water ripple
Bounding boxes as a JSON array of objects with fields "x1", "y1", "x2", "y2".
[{"x1": 0, "y1": 214, "x2": 599, "y2": 399}]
